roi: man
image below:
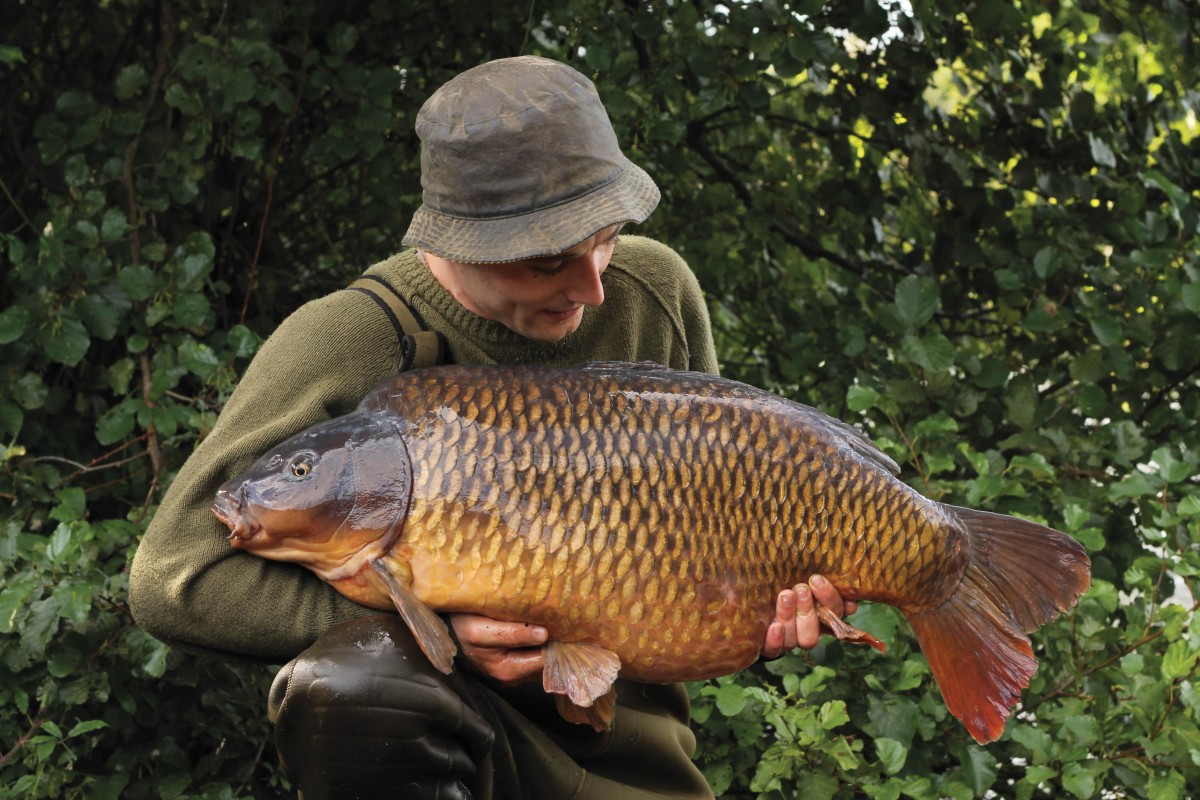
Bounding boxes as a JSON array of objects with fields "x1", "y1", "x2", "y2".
[{"x1": 130, "y1": 56, "x2": 853, "y2": 799}]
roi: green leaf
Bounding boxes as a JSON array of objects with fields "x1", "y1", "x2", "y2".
[
  {"x1": 141, "y1": 637, "x2": 170, "y2": 678},
  {"x1": 866, "y1": 695, "x2": 919, "y2": 747},
  {"x1": 1162, "y1": 640, "x2": 1198, "y2": 681},
  {"x1": 714, "y1": 683, "x2": 748, "y2": 716},
  {"x1": 77, "y1": 294, "x2": 122, "y2": 340},
  {"x1": 174, "y1": 252, "x2": 213, "y2": 291},
  {"x1": 876, "y1": 737, "x2": 907, "y2": 774},
  {"x1": 895, "y1": 275, "x2": 940, "y2": 329},
  {"x1": 901, "y1": 332, "x2": 955, "y2": 372},
  {"x1": 227, "y1": 324, "x2": 262, "y2": 357},
  {"x1": 20, "y1": 597, "x2": 61, "y2": 660},
  {"x1": 172, "y1": 292, "x2": 211, "y2": 327},
  {"x1": 328, "y1": 22, "x2": 359, "y2": 55},
  {"x1": 1061, "y1": 762, "x2": 1097, "y2": 799},
  {"x1": 48, "y1": 640, "x2": 84, "y2": 678},
  {"x1": 1032, "y1": 246, "x2": 1057, "y2": 278},
  {"x1": 13, "y1": 372, "x2": 49, "y2": 410},
  {"x1": 959, "y1": 745, "x2": 997, "y2": 796},
  {"x1": 100, "y1": 207, "x2": 131, "y2": 242},
  {"x1": 1145, "y1": 769, "x2": 1185, "y2": 800},
  {"x1": 819, "y1": 700, "x2": 849, "y2": 729},
  {"x1": 702, "y1": 762, "x2": 733, "y2": 796},
  {"x1": 158, "y1": 772, "x2": 191, "y2": 800},
  {"x1": 178, "y1": 339, "x2": 221, "y2": 379},
  {"x1": 96, "y1": 399, "x2": 139, "y2": 445},
  {"x1": 1183, "y1": 282, "x2": 1200, "y2": 314},
  {"x1": 68, "y1": 719, "x2": 109, "y2": 737},
  {"x1": 1089, "y1": 312, "x2": 1124, "y2": 347},
  {"x1": 115, "y1": 63, "x2": 148, "y2": 100},
  {"x1": 51, "y1": 488, "x2": 87, "y2": 522},
  {"x1": 795, "y1": 771, "x2": 839, "y2": 800},
  {"x1": 824, "y1": 735, "x2": 861, "y2": 770},
  {"x1": 0, "y1": 44, "x2": 25, "y2": 64},
  {"x1": 847, "y1": 384, "x2": 880, "y2": 412},
  {"x1": 1004, "y1": 377, "x2": 1038, "y2": 429},
  {"x1": 0, "y1": 581, "x2": 35, "y2": 634},
  {"x1": 41, "y1": 313, "x2": 91, "y2": 366},
  {"x1": 1023, "y1": 765, "x2": 1057, "y2": 786},
  {"x1": 163, "y1": 82, "x2": 203, "y2": 115},
  {"x1": 118, "y1": 264, "x2": 158, "y2": 301},
  {"x1": 1087, "y1": 132, "x2": 1117, "y2": 168},
  {"x1": 1063, "y1": 714, "x2": 1101, "y2": 747},
  {"x1": 0, "y1": 304, "x2": 30, "y2": 343},
  {"x1": 1009, "y1": 724, "x2": 1052, "y2": 760}
]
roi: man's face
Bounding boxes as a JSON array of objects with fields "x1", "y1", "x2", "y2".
[{"x1": 426, "y1": 225, "x2": 622, "y2": 343}]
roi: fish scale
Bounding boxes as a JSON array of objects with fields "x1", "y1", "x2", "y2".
[{"x1": 215, "y1": 361, "x2": 1090, "y2": 743}]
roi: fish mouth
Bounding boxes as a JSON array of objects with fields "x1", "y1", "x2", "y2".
[{"x1": 211, "y1": 490, "x2": 261, "y2": 546}]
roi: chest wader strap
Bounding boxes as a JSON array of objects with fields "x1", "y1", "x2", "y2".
[{"x1": 347, "y1": 276, "x2": 449, "y2": 371}]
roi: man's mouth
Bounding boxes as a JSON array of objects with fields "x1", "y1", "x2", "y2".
[{"x1": 542, "y1": 306, "x2": 583, "y2": 322}]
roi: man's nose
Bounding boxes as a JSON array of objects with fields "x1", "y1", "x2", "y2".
[{"x1": 563, "y1": 250, "x2": 606, "y2": 307}]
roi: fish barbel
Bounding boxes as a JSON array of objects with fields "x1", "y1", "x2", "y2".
[{"x1": 212, "y1": 361, "x2": 1090, "y2": 743}]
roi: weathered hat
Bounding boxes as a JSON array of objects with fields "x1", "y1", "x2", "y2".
[{"x1": 402, "y1": 56, "x2": 660, "y2": 263}]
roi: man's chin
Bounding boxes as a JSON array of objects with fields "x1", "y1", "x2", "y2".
[{"x1": 516, "y1": 310, "x2": 584, "y2": 343}]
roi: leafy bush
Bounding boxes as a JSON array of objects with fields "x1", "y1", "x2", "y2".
[{"x1": 2, "y1": 1, "x2": 1197, "y2": 797}]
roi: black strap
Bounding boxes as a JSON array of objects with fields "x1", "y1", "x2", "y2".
[{"x1": 347, "y1": 276, "x2": 448, "y2": 371}]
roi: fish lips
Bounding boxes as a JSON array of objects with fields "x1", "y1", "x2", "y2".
[{"x1": 211, "y1": 486, "x2": 261, "y2": 546}]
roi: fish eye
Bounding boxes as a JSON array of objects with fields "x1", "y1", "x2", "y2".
[{"x1": 289, "y1": 454, "x2": 314, "y2": 478}]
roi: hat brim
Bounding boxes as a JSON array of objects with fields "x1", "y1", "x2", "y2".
[{"x1": 402, "y1": 161, "x2": 660, "y2": 264}]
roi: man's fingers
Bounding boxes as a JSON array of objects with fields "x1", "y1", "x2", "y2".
[
  {"x1": 450, "y1": 613, "x2": 547, "y2": 685},
  {"x1": 763, "y1": 622, "x2": 785, "y2": 659},
  {"x1": 794, "y1": 583, "x2": 821, "y2": 650},
  {"x1": 451, "y1": 614, "x2": 547, "y2": 649},
  {"x1": 808, "y1": 574, "x2": 844, "y2": 618},
  {"x1": 467, "y1": 645, "x2": 545, "y2": 686},
  {"x1": 775, "y1": 589, "x2": 799, "y2": 651}
]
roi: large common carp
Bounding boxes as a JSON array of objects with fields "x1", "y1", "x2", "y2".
[{"x1": 212, "y1": 362, "x2": 1090, "y2": 743}]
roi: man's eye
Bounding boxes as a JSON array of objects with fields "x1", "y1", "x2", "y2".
[{"x1": 532, "y1": 263, "x2": 566, "y2": 276}]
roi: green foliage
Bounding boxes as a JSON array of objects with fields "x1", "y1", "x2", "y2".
[{"x1": 2, "y1": 0, "x2": 1198, "y2": 797}]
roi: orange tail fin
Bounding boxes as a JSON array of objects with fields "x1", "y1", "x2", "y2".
[{"x1": 907, "y1": 506, "x2": 1090, "y2": 744}]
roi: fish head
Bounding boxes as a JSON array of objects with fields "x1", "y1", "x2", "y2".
[{"x1": 212, "y1": 412, "x2": 412, "y2": 579}]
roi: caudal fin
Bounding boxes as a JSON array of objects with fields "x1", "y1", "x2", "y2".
[{"x1": 907, "y1": 507, "x2": 1090, "y2": 744}]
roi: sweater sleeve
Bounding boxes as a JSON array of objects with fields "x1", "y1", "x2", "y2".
[{"x1": 129, "y1": 290, "x2": 403, "y2": 662}]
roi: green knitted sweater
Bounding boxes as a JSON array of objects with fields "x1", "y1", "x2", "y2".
[{"x1": 130, "y1": 235, "x2": 718, "y2": 660}]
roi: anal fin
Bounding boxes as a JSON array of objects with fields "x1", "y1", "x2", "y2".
[
  {"x1": 371, "y1": 559, "x2": 457, "y2": 673},
  {"x1": 543, "y1": 640, "x2": 621, "y2": 729},
  {"x1": 555, "y1": 688, "x2": 618, "y2": 732},
  {"x1": 817, "y1": 605, "x2": 887, "y2": 653}
]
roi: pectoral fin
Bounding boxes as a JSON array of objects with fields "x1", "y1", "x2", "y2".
[
  {"x1": 543, "y1": 640, "x2": 621, "y2": 730},
  {"x1": 817, "y1": 605, "x2": 887, "y2": 653},
  {"x1": 371, "y1": 559, "x2": 457, "y2": 673}
]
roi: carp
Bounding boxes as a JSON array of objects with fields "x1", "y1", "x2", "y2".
[{"x1": 212, "y1": 361, "x2": 1090, "y2": 743}]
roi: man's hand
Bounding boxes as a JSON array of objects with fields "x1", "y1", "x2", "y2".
[
  {"x1": 762, "y1": 574, "x2": 859, "y2": 659},
  {"x1": 450, "y1": 613, "x2": 548, "y2": 686}
]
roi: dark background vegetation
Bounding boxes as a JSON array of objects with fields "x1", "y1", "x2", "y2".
[{"x1": 2, "y1": 0, "x2": 1198, "y2": 797}]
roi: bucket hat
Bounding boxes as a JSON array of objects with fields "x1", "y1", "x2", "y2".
[{"x1": 402, "y1": 56, "x2": 660, "y2": 263}]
